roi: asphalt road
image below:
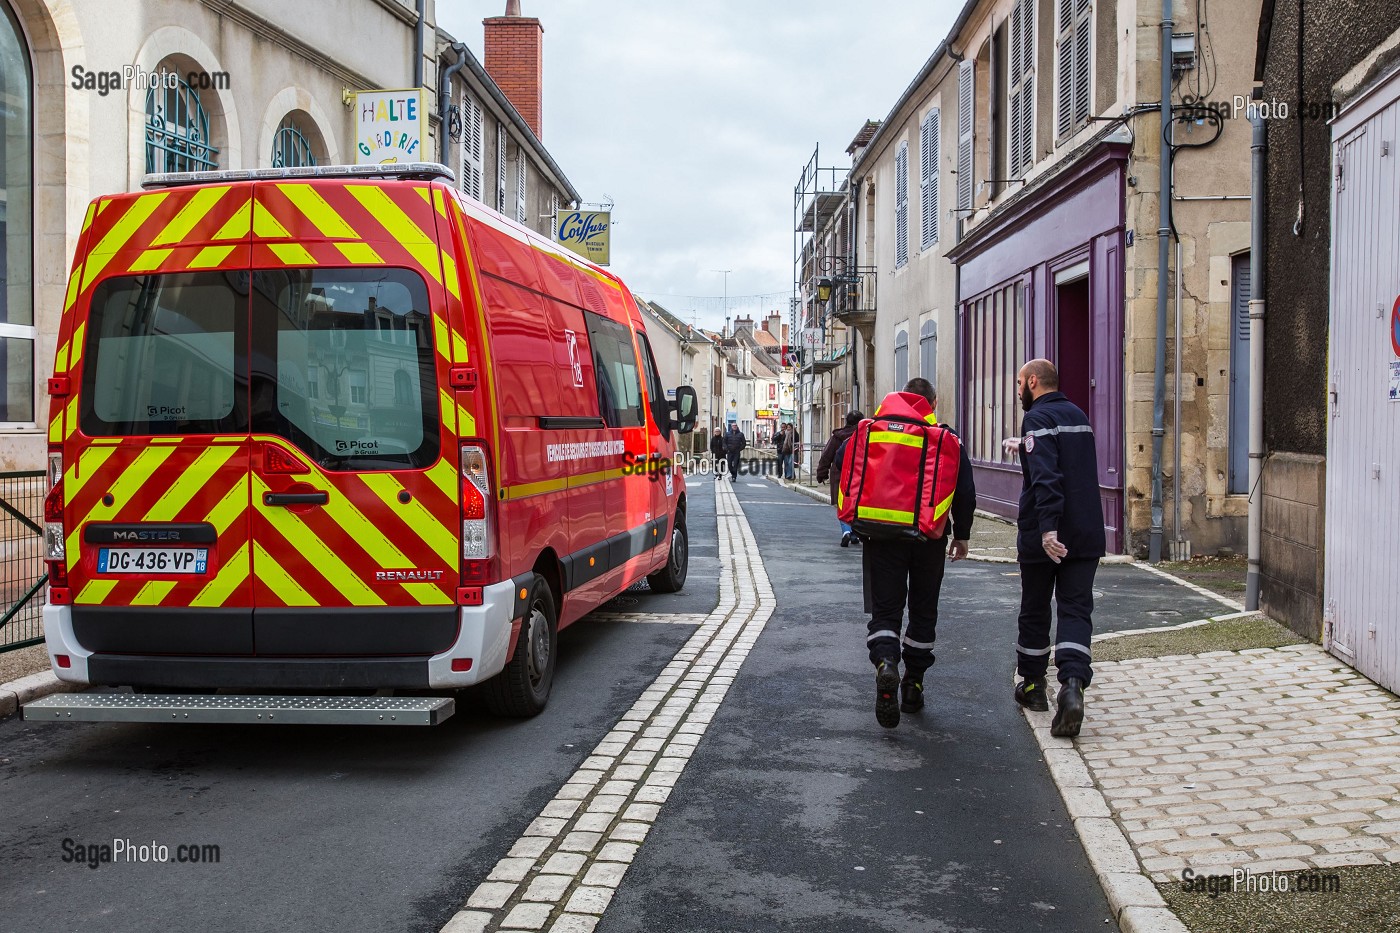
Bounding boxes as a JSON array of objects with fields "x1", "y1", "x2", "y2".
[{"x1": 0, "y1": 474, "x2": 1211, "y2": 932}]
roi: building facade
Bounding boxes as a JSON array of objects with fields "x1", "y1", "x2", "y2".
[{"x1": 0, "y1": 0, "x2": 576, "y2": 472}]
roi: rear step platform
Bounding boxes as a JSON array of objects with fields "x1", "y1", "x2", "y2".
[{"x1": 23, "y1": 692, "x2": 454, "y2": 726}]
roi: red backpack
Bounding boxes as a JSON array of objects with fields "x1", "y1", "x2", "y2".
[{"x1": 837, "y1": 391, "x2": 962, "y2": 541}]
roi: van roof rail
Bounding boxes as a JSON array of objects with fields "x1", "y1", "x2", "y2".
[{"x1": 141, "y1": 162, "x2": 456, "y2": 190}]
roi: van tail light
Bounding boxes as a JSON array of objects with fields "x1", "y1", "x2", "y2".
[
  {"x1": 460, "y1": 444, "x2": 495, "y2": 583},
  {"x1": 43, "y1": 451, "x2": 64, "y2": 562}
]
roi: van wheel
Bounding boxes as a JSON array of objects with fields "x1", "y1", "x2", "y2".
[
  {"x1": 647, "y1": 513, "x2": 688, "y2": 593},
  {"x1": 484, "y1": 574, "x2": 557, "y2": 717}
]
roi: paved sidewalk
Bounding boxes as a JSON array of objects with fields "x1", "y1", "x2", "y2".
[{"x1": 1024, "y1": 638, "x2": 1400, "y2": 932}]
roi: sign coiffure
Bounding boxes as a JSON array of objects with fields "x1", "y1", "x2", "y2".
[
  {"x1": 355, "y1": 89, "x2": 424, "y2": 164},
  {"x1": 555, "y1": 210, "x2": 611, "y2": 266}
]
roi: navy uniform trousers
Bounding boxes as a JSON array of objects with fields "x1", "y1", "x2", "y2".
[
  {"x1": 1015, "y1": 557, "x2": 1098, "y2": 685},
  {"x1": 862, "y1": 536, "x2": 948, "y2": 679}
]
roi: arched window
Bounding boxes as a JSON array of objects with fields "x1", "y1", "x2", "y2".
[
  {"x1": 146, "y1": 72, "x2": 219, "y2": 173},
  {"x1": 271, "y1": 114, "x2": 317, "y2": 168},
  {"x1": 920, "y1": 319, "x2": 937, "y2": 384},
  {"x1": 0, "y1": 1, "x2": 34, "y2": 423},
  {"x1": 893, "y1": 326, "x2": 909, "y2": 391}
]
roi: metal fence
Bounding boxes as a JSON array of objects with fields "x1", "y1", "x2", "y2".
[{"x1": 0, "y1": 470, "x2": 47, "y2": 652}]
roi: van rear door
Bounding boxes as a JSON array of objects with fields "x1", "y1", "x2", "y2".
[{"x1": 244, "y1": 180, "x2": 460, "y2": 653}]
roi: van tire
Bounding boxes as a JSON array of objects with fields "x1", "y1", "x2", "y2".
[
  {"x1": 484, "y1": 574, "x2": 557, "y2": 718},
  {"x1": 646, "y1": 513, "x2": 688, "y2": 593}
]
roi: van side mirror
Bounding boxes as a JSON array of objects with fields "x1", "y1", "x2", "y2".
[{"x1": 669, "y1": 385, "x2": 698, "y2": 434}]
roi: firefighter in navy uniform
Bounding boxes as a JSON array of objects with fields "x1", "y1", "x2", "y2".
[
  {"x1": 1004, "y1": 359, "x2": 1106, "y2": 738},
  {"x1": 857, "y1": 378, "x2": 976, "y2": 729}
]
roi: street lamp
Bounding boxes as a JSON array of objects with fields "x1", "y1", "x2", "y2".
[{"x1": 816, "y1": 276, "x2": 833, "y2": 302}]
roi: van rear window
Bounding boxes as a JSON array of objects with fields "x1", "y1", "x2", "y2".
[
  {"x1": 250, "y1": 267, "x2": 439, "y2": 470},
  {"x1": 81, "y1": 272, "x2": 248, "y2": 436}
]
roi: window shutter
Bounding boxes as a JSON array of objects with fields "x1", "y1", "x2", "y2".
[
  {"x1": 1008, "y1": 0, "x2": 1036, "y2": 175},
  {"x1": 895, "y1": 142, "x2": 909, "y2": 268},
  {"x1": 920, "y1": 108, "x2": 939, "y2": 250},
  {"x1": 957, "y1": 60, "x2": 975, "y2": 211},
  {"x1": 515, "y1": 146, "x2": 527, "y2": 223},
  {"x1": 920, "y1": 319, "x2": 937, "y2": 384},
  {"x1": 496, "y1": 121, "x2": 507, "y2": 213},
  {"x1": 1073, "y1": 0, "x2": 1092, "y2": 128},
  {"x1": 1056, "y1": 0, "x2": 1075, "y2": 137},
  {"x1": 460, "y1": 93, "x2": 484, "y2": 201}
]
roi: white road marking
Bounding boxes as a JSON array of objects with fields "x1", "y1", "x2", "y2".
[
  {"x1": 745, "y1": 482, "x2": 766, "y2": 487},
  {"x1": 442, "y1": 479, "x2": 773, "y2": 933},
  {"x1": 1130, "y1": 562, "x2": 1244, "y2": 611}
]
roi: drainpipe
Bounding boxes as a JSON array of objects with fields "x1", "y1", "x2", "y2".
[
  {"x1": 1245, "y1": 112, "x2": 1267, "y2": 610},
  {"x1": 413, "y1": 0, "x2": 426, "y2": 90},
  {"x1": 1149, "y1": 0, "x2": 1173, "y2": 563},
  {"x1": 439, "y1": 42, "x2": 469, "y2": 165},
  {"x1": 1173, "y1": 237, "x2": 1183, "y2": 555}
]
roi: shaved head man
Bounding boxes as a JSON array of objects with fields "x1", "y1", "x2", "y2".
[{"x1": 1004, "y1": 358, "x2": 1105, "y2": 737}]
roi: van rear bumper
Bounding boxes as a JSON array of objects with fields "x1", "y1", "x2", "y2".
[{"x1": 43, "y1": 579, "x2": 517, "y2": 691}]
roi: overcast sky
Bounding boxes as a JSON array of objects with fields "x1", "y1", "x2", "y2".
[{"x1": 439, "y1": 1, "x2": 963, "y2": 334}]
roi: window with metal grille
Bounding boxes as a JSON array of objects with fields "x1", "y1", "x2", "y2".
[
  {"x1": 894, "y1": 325, "x2": 909, "y2": 390},
  {"x1": 271, "y1": 115, "x2": 316, "y2": 168},
  {"x1": 1007, "y1": 0, "x2": 1036, "y2": 178},
  {"x1": 146, "y1": 72, "x2": 220, "y2": 173},
  {"x1": 920, "y1": 108, "x2": 940, "y2": 251},
  {"x1": 957, "y1": 60, "x2": 975, "y2": 211},
  {"x1": 496, "y1": 121, "x2": 508, "y2": 213},
  {"x1": 1056, "y1": 0, "x2": 1092, "y2": 139},
  {"x1": 515, "y1": 146, "x2": 528, "y2": 223},
  {"x1": 460, "y1": 92, "x2": 484, "y2": 201},
  {"x1": 895, "y1": 141, "x2": 909, "y2": 268}
]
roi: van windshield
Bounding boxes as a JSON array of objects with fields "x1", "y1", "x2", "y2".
[{"x1": 249, "y1": 267, "x2": 440, "y2": 470}]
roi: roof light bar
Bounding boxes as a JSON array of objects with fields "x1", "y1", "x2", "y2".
[{"x1": 141, "y1": 162, "x2": 456, "y2": 190}]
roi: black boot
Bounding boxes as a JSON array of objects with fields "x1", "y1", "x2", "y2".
[
  {"x1": 1014, "y1": 677, "x2": 1049, "y2": 711},
  {"x1": 900, "y1": 677, "x2": 924, "y2": 713},
  {"x1": 875, "y1": 659, "x2": 900, "y2": 728},
  {"x1": 1050, "y1": 677, "x2": 1085, "y2": 737}
]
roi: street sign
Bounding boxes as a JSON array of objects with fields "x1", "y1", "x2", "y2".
[{"x1": 800, "y1": 328, "x2": 822, "y2": 349}]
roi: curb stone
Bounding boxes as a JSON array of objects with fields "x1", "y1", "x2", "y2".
[
  {"x1": 1019, "y1": 690, "x2": 1190, "y2": 933},
  {"x1": 0, "y1": 669, "x2": 79, "y2": 720}
]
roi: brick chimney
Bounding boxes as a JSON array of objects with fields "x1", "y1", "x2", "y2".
[{"x1": 484, "y1": 1, "x2": 544, "y2": 139}]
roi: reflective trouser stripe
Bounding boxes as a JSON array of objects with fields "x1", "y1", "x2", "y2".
[
  {"x1": 866, "y1": 632, "x2": 899, "y2": 644},
  {"x1": 1016, "y1": 643, "x2": 1052, "y2": 656},
  {"x1": 901, "y1": 635, "x2": 935, "y2": 650},
  {"x1": 1055, "y1": 641, "x2": 1092, "y2": 658}
]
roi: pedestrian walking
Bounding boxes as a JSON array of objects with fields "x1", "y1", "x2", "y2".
[
  {"x1": 1004, "y1": 359, "x2": 1105, "y2": 738},
  {"x1": 709, "y1": 427, "x2": 725, "y2": 475},
  {"x1": 815, "y1": 411, "x2": 862, "y2": 546},
  {"x1": 776, "y1": 424, "x2": 800, "y2": 480},
  {"x1": 723, "y1": 423, "x2": 746, "y2": 480},
  {"x1": 843, "y1": 379, "x2": 975, "y2": 728}
]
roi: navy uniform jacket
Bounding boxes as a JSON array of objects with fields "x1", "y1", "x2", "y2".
[{"x1": 1016, "y1": 391, "x2": 1106, "y2": 562}]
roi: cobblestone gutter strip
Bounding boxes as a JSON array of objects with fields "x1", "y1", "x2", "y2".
[
  {"x1": 0, "y1": 670, "x2": 79, "y2": 720},
  {"x1": 442, "y1": 478, "x2": 772, "y2": 933}
]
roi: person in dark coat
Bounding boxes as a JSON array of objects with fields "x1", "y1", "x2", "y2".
[
  {"x1": 723, "y1": 423, "x2": 746, "y2": 480},
  {"x1": 709, "y1": 428, "x2": 725, "y2": 472},
  {"x1": 815, "y1": 411, "x2": 863, "y2": 546},
  {"x1": 1005, "y1": 358, "x2": 1106, "y2": 738}
]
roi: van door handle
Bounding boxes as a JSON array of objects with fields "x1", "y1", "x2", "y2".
[{"x1": 264, "y1": 491, "x2": 329, "y2": 507}]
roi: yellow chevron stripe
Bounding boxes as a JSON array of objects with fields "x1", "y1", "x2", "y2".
[
  {"x1": 426, "y1": 456, "x2": 457, "y2": 501},
  {"x1": 269, "y1": 243, "x2": 317, "y2": 266},
  {"x1": 252, "y1": 541, "x2": 316, "y2": 606},
  {"x1": 67, "y1": 444, "x2": 118, "y2": 499},
  {"x1": 358, "y1": 473, "x2": 458, "y2": 566},
  {"x1": 253, "y1": 201, "x2": 293, "y2": 238},
  {"x1": 191, "y1": 540, "x2": 249, "y2": 607},
  {"x1": 433, "y1": 315, "x2": 451, "y2": 362},
  {"x1": 441, "y1": 250, "x2": 461, "y2": 299},
  {"x1": 48, "y1": 410, "x2": 63, "y2": 443},
  {"x1": 82, "y1": 446, "x2": 177, "y2": 522},
  {"x1": 452, "y1": 326, "x2": 469, "y2": 363},
  {"x1": 141, "y1": 445, "x2": 239, "y2": 522},
  {"x1": 68, "y1": 322, "x2": 86, "y2": 371},
  {"x1": 83, "y1": 194, "x2": 169, "y2": 290},
  {"x1": 206, "y1": 479, "x2": 249, "y2": 534},
  {"x1": 277, "y1": 184, "x2": 359, "y2": 238},
  {"x1": 63, "y1": 395, "x2": 81, "y2": 441},
  {"x1": 63, "y1": 263, "x2": 83, "y2": 316},
  {"x1": 75, "y1": 579, "x2": 118, "y2": 605},
  {"x1": 128, "y1": 248, "x2": 173, "y2": 272},
  {"x1": 457, "y1": 403, "x2": 476, "y2": 436},
  {"x1": 188, "y1": 245, "x2": 238, "y2": 269},
  {"x1": 417, "y1": 187, "x2": 432, "y2": 204},
  {"x1": 335, "y1": 241, "x2": 383, "y2": 264},
  {"x1": 129, "y1": 580, "x2": 177, "y2": 606},
  {"x1": 252, "y1": 476, "x2": 387, "y2": 605},
  {"x1": 431, "y1": 187, "x2": 447, "y2": 216},
  {"x1": 214, "y1": 197, "x2": 253, "y2": 240},
  {"x1": 151, "y1": 186, "x2": 231, "y2": 245},
  {"x1": 80, "y1": 201, "x2": 97, "y2": 236},
  {"x1": 403, "y1": 582, "x2": 450, "y2": 604},
  {"x1": 933, "y1": 489, "x2": 955, "y2": 521},
  {"x1": 439, "y1": 387, "x2": 455, "y2": 430},
  {"x1": 53, "y1": 341, "x2": 68, "y2": 376},
  {"x1": 345, "y1": 185, "x2": 441, "y2": 283},
  {"x1": 150, "y1": 437, "x2": 184, "y2": 444}
]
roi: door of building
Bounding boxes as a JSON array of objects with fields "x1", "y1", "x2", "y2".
[{"x1": 1324, "y1": 66, "x2": 1400, "y2": 692}]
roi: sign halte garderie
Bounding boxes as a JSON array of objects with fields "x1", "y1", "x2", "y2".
[{"x1": 355, "y1": 89, "x2": 425, "y2": 164}]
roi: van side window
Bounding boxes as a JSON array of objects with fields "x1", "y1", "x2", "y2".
[
  {"x1": 583, "y1": 311, "x2": 644, "y2": 428},
  {"x1": 249, "y1": 267, "x2": 439, "y2": 470},
  {"x1": 81, "y1": 271, "x2": 247, "y2": 436},
  {"x1": 635, "y1": 332, "x2": 671, "y2": 439}
]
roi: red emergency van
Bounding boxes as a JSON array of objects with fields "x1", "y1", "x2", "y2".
[{"x1": 36, "y1": 163, "x2": 697, "y2": 724}]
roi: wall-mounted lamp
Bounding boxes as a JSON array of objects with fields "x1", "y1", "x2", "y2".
[
  {"x1": 816, "y1": 276, "x2": 833, "y2": 302},
  {"x1": 342, "y1": 88, "x2": 355, "y2": 108}
]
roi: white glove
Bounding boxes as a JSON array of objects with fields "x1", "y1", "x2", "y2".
[
  {"x1": 1002, "y1": 436, "x2": 1023, "y2": 456},
  {"x1": 1041, "y1": 530, "x2": 1068, "y2": 564}
]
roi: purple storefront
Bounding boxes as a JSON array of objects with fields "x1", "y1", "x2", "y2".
[{"x1": 949, "y1": 141, "x2": 1128, "y2": 553}]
